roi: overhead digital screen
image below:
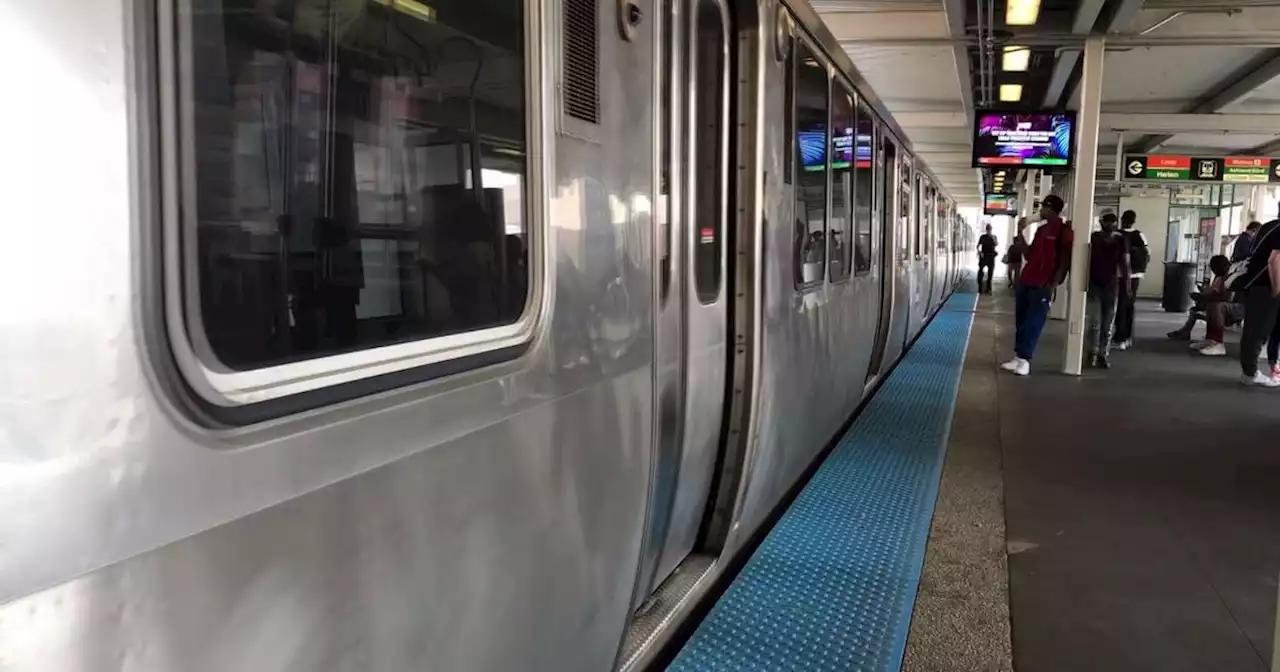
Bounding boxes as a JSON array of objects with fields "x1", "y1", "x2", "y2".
[
  {"x1": 972, "y1": 111, "x2": 1075, "y2": 169},
  {"x1": 983, "y1": 192, "x2": 1017, "y2": 215}
]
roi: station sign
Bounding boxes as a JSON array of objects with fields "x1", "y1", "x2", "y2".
[{"x1": 1123, "y1": 154, "x2": 1280, "y2": 183}]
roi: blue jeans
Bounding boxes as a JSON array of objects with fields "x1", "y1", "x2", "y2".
[{"x1": 1014, "y1": 284, "x2": 1053, "y2": 361}]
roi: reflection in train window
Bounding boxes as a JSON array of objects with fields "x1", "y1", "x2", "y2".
[
  {"x1": 900, "y1": 155, "x2": 913, "y2": 259},
  {"x1": 853, "y1": 101, "x2": 874, "y2": 275},
  {"x1": 177, "y1": 0, "x2": 529, "y2": 371},
  {"x1": 828, "y1": 84, "x2": 854, "y2": 282},
  {"x1": 793, "y1": 41, "x2": 828, "y2": 289}
]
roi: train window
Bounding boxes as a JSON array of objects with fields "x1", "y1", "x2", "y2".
[
  {"x1": 693, "y1": 0, "x2": 728, "y2": 303},
  {"x1": 174, "y1": 0, "x2": 531, "y2": 375},
  {"x1": 900, "y1": 155, "x2": 913, "y2": 260},
  {"x1": 913, "y1": 175, "x2": 924, "y2": 258},
  {"x1": 793, "y1": 41, "x2": 828, "y2": 289},
  {"x1": 852, "y1": 101, "x2": 874, "y2": 275},
  {"x1": 783, "y1": 36, "x2": 795, "y2": 186},
  {"x1": 828, "y1": 84, "x2": 854, "y2": 282},
  {"x1": 659, "y1": 0, "x2": 674, "y2": 302}
]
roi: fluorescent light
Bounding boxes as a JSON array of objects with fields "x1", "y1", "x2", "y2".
[
  {"x1": 1006, "y1": 0, "x2": 1040, "y2": 25},
  {"x1": 999, "y1": 84, "x2": 1023, "y2": 102},
  {"x1": 1002, "y1": 46, "x2": 1030, "y2": 72},
  {"x1": 373, "y1": 0, "x2": 437, "y2": 23}
]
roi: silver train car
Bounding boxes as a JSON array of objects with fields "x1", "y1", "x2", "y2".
[{"x1": 0, "y1": 0, "x2": 970, "y2": 669}]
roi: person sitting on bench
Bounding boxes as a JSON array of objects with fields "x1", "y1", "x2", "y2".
[{"x1": 1167, "y1": 255, "x2": 1240, "y2": 356}]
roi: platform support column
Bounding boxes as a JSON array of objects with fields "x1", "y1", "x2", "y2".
[
  {"x1": 1062, "y1": 37, "x2": 1105, "y2": 376},
  {"x1": 1273, "y1": 574, "x2": 1279, "y2": 671}
]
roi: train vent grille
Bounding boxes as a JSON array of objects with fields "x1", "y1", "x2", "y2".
[{"x1": 562, "y1": 0, "x2": 600, "y2": 124}]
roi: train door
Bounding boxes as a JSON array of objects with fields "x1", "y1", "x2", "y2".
[
  {"x1": 635, "y1": 0, "x2": 734, "y2": 609},
  {"x1": 930, "y1": 193, "x2": 945, "y2": 310},
  {"x1": 864, "y1": 122, "x2": 895, "y2": 383}
]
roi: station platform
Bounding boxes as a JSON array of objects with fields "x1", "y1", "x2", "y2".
[{"x1": 664, "y1": 283, "x2": 1280, "y2": 672}]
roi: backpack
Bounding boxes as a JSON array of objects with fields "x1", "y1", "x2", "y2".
[
  {"x1": 1227, "y1": 221, "x2": 1280, "y2": 291},
  {"x1": 1128, "y1": 230, "x2": 1151, "y2": 273}
]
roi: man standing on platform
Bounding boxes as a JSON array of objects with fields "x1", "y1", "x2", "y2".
[
  {"x1": 1112, "y1": 209, "x2": 1149, "y2": 351},
  {"x1": 977, "y1": 225, "x2": 999, "y2": 295},
  {"x1": 1001, "y1": 195, "x2": 1073, "y2": 377},
  {"x1": 1236, "y1": 218, "x2": 1280, "y2": 387}
]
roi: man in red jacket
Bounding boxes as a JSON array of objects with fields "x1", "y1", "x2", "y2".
[{"x1": 1001, "y1": 195, "x2": 1073, "y2": 376}]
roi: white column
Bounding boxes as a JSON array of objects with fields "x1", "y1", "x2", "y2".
[{"x1": 1062, "y1": 37, "x2": 1105, "y2": 376}]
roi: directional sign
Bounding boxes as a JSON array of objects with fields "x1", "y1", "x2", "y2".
[{"x1": 1124, "y1": 154, "x2": 1280, "y2": 184}]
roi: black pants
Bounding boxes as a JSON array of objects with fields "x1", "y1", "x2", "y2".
[
  {"x1": 977, "y1": 257, "x2": 996, "y2": 293},
  {"x1": 1240, "y1": 285, "x2": 1280, "y2": 376},
  {"x1": 1113, "y1": 277, "x2": 1140, "y2": 344}
]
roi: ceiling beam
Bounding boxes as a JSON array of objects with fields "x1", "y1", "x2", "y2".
[
  {"x1": 1127, "y1": 50, "x2": 1280, "y2": 152},
  {"x1": 1046, "y1": 0, "x2": 1143, "y2": 108},
  {"x1": 1102, "y1": 112, "x2": 1280, "y2": 133},
  {"x1": 912, "y1": 151, "x2": 972, "y2": 163},
  {"x1": 1245, "y1": 137, "x2": 1280, "y2": 156},
  {"x1": 1042, "y1": 0, "x2": 1108, "y2": 106},
  {"x1": 893, "y1": 111, "x2": 969, "y2": 128},
  {"x1": 940, "y1": 0, "x2": 974, "y2": 115}
]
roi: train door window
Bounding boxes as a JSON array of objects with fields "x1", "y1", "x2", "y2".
[
  {"x1": 914, "y1": 175, "x2": 925, "y2": 259},
  {"x1": 172, "y1": 0, "x2": 533, "y2": 397},
  {"x1": 852, "y1": 100, "x2": 875, "y2": 275},
  {"x1": 900, "y1": 155, "x2": 913, "y2": 259},
  {"x1": 883, "y1": 139, "x2": 902, "y2": 261},
  {"x1": 828, "y1": 83, "x2": 854, "y2": 282},
  {"x1": 783, "y1": 33, "x2": 795, "y2": 186},
  {"x1": 659, "y1": 0, "x2": 675, "y2": 302},
  {"x1": 692, "y1": 0, "x2": 729, "y2": 303},
  {"x1": 793, "y1": 40, "x2": 828, "y2": 289}
]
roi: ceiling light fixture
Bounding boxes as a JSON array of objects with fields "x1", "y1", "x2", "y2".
[
  {"x1": 999, "y1": 84, "x2": 1023, "y2": 102},
  {"x1": 1006, "y1": 0, "x2": 1040, "y2": 25},
  {"x1": 1002, "y1": 46, "x2": 1030, "y2": 72}
]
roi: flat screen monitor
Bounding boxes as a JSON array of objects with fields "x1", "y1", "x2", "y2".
[
  {"x1": 983, "y1": 193, "x2": 1016, "y2": 215},
  {"x1": 972, "y1": 111, "x2": 1075, "y2": 169}
]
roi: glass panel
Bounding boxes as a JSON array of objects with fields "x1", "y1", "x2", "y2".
[
  {"x1": 853, "y1": 101, "x2": 874, "y2": 274},
  {"x1": 793, "y1": 41, "x2": 828, "y2": 288},
  {"x1": 692, "y1": 0, "x2": 726, "y2": 302},
  {"x1": 179, "y1": 0, "x2": 530, "y2": 371},
  {"x1": 829, "y1": 85, "x2": 854, "y2": 281}
]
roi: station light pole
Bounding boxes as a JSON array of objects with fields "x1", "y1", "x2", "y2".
[{"x1": 1062, "y1": 37, "x2": 1104, "y2": 376}]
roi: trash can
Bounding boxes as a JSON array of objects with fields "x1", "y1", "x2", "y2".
[{"x1": 1162, "y1": 262, "x2": 1196, "y2": 313}]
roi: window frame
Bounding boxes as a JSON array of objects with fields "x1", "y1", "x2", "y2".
[
  {"x1": 155, "y1": 0, "x2": 549, "y2": 411},
  {"x1": 791, "y1": 34, "x2": 831, "y2": 292},
  {"x1": 852, "y1": 100, "x2": 876, "y2": 277},
  {"x1": 828, "y1": 79, "x2": 855, "y2": 284}
]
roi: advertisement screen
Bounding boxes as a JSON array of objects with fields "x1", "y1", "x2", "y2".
[
  {"x1": 983, "y1": 193, "x2": 1017, "y2": 215},
  {"x1": 972, "y1": 112, "x2": 1075, "y2": 168}
]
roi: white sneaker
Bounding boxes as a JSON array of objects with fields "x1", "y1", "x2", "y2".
[
  {"x1": 1199, "y1": 342, "x2": 1226, "y2": 356},
  {"x1": 1114, "y1": 340, "x2": 1132, "y2": 351},
  {"x1": 1190, "y1": 340, "x2": 1212, "y2": 350},
  {"x1": 1001, "y1": 357, "x2": 1027, "y2": 373},
  {"x1": 1241, "y1": 372, "x2": 1280, "y2": 387}
]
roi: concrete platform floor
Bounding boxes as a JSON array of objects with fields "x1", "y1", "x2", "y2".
[{"x1": 904, "y1": 289, "x2": 1280, "y2": 672}]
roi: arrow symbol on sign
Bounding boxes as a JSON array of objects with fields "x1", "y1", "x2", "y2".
[{"x1": 1127, "y1": 160, "x2": 1143, "y2": 175}]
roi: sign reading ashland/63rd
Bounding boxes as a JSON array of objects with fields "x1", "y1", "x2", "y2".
[{"x1": 1123, "y1": 155, "x2": 1280, "y2": 184}]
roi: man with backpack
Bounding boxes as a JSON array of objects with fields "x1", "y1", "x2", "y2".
[
  {"x1": 1112, "y1": 210, "x2": 1148, "y2": 351},
  {"x1": 1234, "y1": 218, "x2": 1280, "y2": 387},
  {"x1": 1001, "y1": 195, "x2": 1073, "y2": 376}
]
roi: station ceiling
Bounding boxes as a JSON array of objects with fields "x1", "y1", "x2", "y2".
[{"x1": 815, "y1": 0, "x2": 1280, "y2": 209}]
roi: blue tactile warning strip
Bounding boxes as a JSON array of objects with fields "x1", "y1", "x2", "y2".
[{"x1": 669, "y1": 284, "x2": 979, "y2": 672}]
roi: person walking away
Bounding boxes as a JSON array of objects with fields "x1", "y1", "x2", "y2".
[
  {"x1": 1234, "y1": 218, "x2": 1280, "y2": 386},
  {"x1": 1002, "y1": 195, "x2": 1073, "y2": 376},
  {"x1": 1086, "y1": 213, "x2": 1130, "y2": 369},
  {"x1": 1233, "y1": 221, "x2": 1261, "y2": 263},
  {"x1": 1005, "y1": 218, "x2": 1029, "y2": 288},
  {"x1": 1112, "y1": 209, "x2": 1148, "y2": 350},
  {"x1": 977, "y1": 225, "x2": 999, "y2": 294}
]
